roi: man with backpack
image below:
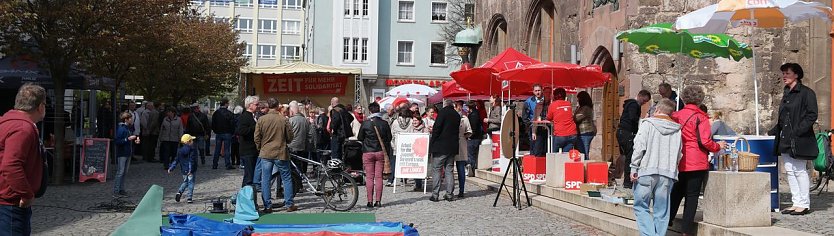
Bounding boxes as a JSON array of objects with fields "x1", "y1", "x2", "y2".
[{"x1": 186, "y1": 103, "x2": 211, "y2": 165}]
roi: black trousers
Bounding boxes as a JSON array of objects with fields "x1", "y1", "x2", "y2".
[
  {"x1": 142, "y1": 135, "x2": 158, "y2": 161},
  {"x1": 616, "y1": 130, "x2": 635, "y2": 188},
  {"x1": 670, "y1": 170, "x2": 708, "y2": 234},
  {"x1": 241, "y1": 154, "x2": 257, "y2": 187}
]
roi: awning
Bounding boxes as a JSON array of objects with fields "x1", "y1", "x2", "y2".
[
  {"x1": 240, "y1": 62, "x2": 362, "y2": 75},
  {"x1": 0, "y1": 55, "x2": 115, "y2": 90}
]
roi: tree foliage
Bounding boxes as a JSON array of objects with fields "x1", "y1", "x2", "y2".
[
  {"x1": 0, "y1": 0, "x2": 246, "y2": 183},
  {"x1": 439, "y1": 0, "x2": 475, "y2": 66}
]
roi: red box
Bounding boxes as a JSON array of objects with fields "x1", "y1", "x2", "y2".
[
  {"x1": 564, "y1": 162, "x2": 585, "y2": 190},
  {"x1": 586, "y1": 162, "x2": 609, "y2": 185},
  {"x1": 522, "y1": 155, "x2": 546, "y2": 183}
]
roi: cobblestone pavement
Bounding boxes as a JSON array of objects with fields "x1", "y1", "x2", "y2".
[
  {"x1": 32, "y1": 161, "x2": 608, "y2": 236},
  {"x1": 771, "y1": 183, "x2": 834, "y2": 235}
]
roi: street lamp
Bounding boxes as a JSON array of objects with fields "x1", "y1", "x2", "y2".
[{"x1": 452, "y1": 17, "x2": 483, "y2": 70}]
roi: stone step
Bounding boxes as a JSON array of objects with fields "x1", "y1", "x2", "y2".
[{"x1": 472, "y1": 169, "x2": 818, "y2": 236}]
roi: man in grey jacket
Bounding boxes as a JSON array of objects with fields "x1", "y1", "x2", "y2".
[
  {"x1": 287, "y1": 101, "x2": 310, "y2": 194},
  {"x1": 629, "y1": 98, "x2": 682, "y2": 236}
]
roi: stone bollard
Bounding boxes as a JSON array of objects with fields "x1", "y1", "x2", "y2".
[
  {"x1": 545, "y1": 152, "x2": 571, "y2": 188},
  {"x1": 703, "y1": 171, "x2": 771, "y2": 227},
  {"x1": 478, "y1": 144, "x2": 492, "y2": 172}
]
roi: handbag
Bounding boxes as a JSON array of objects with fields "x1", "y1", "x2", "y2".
[{"x1": 372, "y1": 122, "x2": 392, "y2": 174}]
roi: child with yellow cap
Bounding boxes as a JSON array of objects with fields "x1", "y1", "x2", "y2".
[{"x1": 168, "y1": 134, "x2": 199, "y2": 203}]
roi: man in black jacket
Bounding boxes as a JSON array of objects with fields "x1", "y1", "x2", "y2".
[
  {"x1": 237, "y1": 96, "x2": 260, "y2": 187},
  {"x1": 429, "y1": 100, "x2": 460, "y2": 202},
  {"x1": 186, "y1": 103, "x2": 211, "y2": 165},
  {"x1": 617, "y1": 90, "x2": 651, "y2": 188},
  {"x1": 466, "y1": 101, "x2": 484, "y2": 177},
  {"x1": 212, "y1": 98, "x2": 236, "y2": 170},
  {"x1": 328, "y1": 104, "x2": 354, "y2": 160}
]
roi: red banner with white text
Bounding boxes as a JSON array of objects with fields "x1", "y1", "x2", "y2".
[{"x1": 263, "y1": 74, "x2": 349, "y2": 95}]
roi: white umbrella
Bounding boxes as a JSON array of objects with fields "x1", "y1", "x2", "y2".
[
  {"x1": 674, "y1": 0, "x2": 832, "y2": 135},
  {"x1": 377, "y1": 96, "x2": 425, "y2": 110},
  {"x1": 387, "y1": 84, "x2": 438, "y2": 97}
]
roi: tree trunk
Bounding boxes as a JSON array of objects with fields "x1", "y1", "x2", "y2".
[{"x1": 53, "y1": 78, "x2": 66, "y2": 185}]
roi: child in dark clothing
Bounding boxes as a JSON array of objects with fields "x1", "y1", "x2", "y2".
[{"x1": 168, "y1": 134, "x2": 198, "y2": 203}]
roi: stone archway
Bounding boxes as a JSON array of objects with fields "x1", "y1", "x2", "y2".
[
  {"x1": 524, "y1": 0, "x2": 560, "y2": 62},
  {"x1": 590, "y1": 46, "x2": 619, "y2": 163},
  {"x1": 485, "y1": 14, "x2": 508, "y2": 58}
]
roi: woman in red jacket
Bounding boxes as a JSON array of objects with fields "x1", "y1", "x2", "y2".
[{"x1": 669, "y1": 86, "x2": 727, "y2": 235}]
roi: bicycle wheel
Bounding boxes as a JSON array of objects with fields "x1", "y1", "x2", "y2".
[
  {"x1": 319, "y1": 172, "x2": 358, "y2": 211},
  {"x1": 810, "y1": 170, "x2": 824, "y2": 191}
]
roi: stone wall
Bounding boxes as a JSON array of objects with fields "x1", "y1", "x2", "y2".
[{"x1": 475, "y1": 0, "x2": 831, "y2": 148}]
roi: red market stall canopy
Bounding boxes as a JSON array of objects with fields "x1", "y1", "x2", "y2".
[
  {"x1": 499, "y1": 62, "x2": 609, "y2": 89},
  {"x1": 451, "y1": 48, "x2": 537, "y2": 95}
]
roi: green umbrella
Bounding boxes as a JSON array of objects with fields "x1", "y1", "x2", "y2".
[{"x1": 615, "y1": 23, "x2": 752, "y2": 61}]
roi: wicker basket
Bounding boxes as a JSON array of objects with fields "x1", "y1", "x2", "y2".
[{"x1": 733, "y1": 137, "x2": 760, "y2": 172}]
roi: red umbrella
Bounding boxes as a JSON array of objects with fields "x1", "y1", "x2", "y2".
[
  {"x1": 499, "y1": 63, "x2": 609, "y2": 89},
  {"x1": 451, "y1": 48, "x2": 539, "y2": 95},
  {"x1": 441, "y1": 81, "x2": 475, "y2": 97}
]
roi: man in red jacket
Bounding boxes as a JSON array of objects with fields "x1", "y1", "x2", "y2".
[
  {"x1": 0, "y1": 83, "x2": 47, "y2": 236},
  {"x1": 546, "y1": 88, "x2": 577, "y2": 152}
]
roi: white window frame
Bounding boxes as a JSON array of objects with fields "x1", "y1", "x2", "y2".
[
  {"x1": 213, "y1": 16, "x2": 230, "y2": 24},
  {"x1": 398, "y1": 1, "x2": 415, "y2": 22},
  {"x1": 258, "y1": 44, "x2": 277, "y2": 59},
  {"x1": 397, "y1": 40, "x2": 414, "y2": 66},
  {"x1": 344, "y1": 0, "x2": 351, "y2": 16},
  {"x1": 353, "y1": 0, "x2": 360, "y2": 16},
  {"x1": 361, "y1": 38, "x2": 368, "y2": 62},
  {"x1": 352, "y1": 38, "x2": 359, "y2": 61},
  {"x1": 362, "y1": 0, "x2": 369, "y2": 17},
  {"x1": 210, "y1": 0, "x2": 231, "y2": 6},
  {"x1": 343, "y1": 38, "x2": 350, "y2": 61},
  {"x1": 281, "y1": 20, "x2": 301, "y2": 35},
  {"x1": 430, "y1": 41, "x2": 448, "y2": 66},
  {"x1": 280, "y1": 45, "x2": 302, "y2": 61},
  {"x1": 259, "y1": 0, "x2": 278, "y2": 8},
  {"x1": 243, "y1": 44, "x2": 253, "y2": 57},
  {"x1": 235, "y1": 0, "x2": 253, "y2": 7},
  {"x1": 235, "y1": 18, "x2": 254, "y2": 33},
  {"x1": 258, "y1": 19, "x2": 278, "y2": 34},
  {"x1": 283, "y1": 0, "x2": 302, "y2": 9},
  {"x1": 431, "y1": 2, "x2": 448, "y2": 23}
]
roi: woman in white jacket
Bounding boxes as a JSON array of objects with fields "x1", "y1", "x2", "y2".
[{"x1": 387, "y1": 108, "x2": 413, "y2": 186}]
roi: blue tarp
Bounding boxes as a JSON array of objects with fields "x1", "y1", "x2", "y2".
[{"x1": 162, "y1": 214, "x2": 418, "y2": 236}]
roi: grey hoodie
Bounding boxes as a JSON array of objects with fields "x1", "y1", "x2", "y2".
[{"x1": 630, "y1": 116, "x2": 683, "y2": 180}]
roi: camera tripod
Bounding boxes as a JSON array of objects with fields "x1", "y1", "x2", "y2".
[{"x1": 492, "y1": 104, "x2": 531, "y2": 210}]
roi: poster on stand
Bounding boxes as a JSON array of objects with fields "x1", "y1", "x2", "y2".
[
  {"x1": 79, "y1": 138, "x2": 110, "y2": 182},
  {"x1": 393, "y1": 133, "x2": 430, "y2": 193}
]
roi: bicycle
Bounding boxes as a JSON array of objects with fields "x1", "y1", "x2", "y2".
[
  {"x1": 811, "y1": 130, "x2": 834, "y2": 194},
  {"x1": 287, "y1": 150, "x2": 359, "y2": 211}
]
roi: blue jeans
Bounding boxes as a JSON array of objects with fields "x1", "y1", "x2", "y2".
[
  {"x1": 577, "y1": 132, "x2": 595, "y2": 160},
  {"x1": 178, "y1": 174, "x2": 195, "y2": 199},
  {"x1": 253, "y1": 158, "x2": 263, "y2": 187},
  {"x1": 213, "y1": 133, "x2": 233, "y2": 168},
  {"x1": 0, "y1": 205, "x2": 31, "y2": 236},
  {"x1": 551, "y1": 135, "x2": 576, "y2": 153},
  {"x1": 261, "y1": 159, "x2": 294, "y2": 207},
  {"x1": 529, "y1": 126, "x2": 548, "y2": 156},
  {"x1": 113, "y1": 156, "x2": 130, "y2": 193},
  {"x1": 456, "y1": 160, "x2": 467, "y2": 194},
  {"x1": 633, "y1": 175, "x2": 675, "y2": 236},
  {"x1": 330, "y1": 137, "x2": 344, "y2": 160},
  {"x1": 467, "y1": 139, "x2": 481, "y2": 168}
]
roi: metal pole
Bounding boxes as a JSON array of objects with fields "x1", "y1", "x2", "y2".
[{"x1": 751, "y1": 9, "x2": 761, "y2": 135}]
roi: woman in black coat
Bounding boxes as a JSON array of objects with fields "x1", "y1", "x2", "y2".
[{"x1": 767, "y1": 63, "x2": 818, "y2": 215}]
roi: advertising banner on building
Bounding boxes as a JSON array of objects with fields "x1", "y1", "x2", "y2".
[{"x1": 263, "y1": 74, "x2": 348, "y2": 95}]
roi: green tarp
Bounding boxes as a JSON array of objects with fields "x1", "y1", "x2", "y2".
[{"x1": 111, "y1": 185, "x2": 163, "y2": 236}]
